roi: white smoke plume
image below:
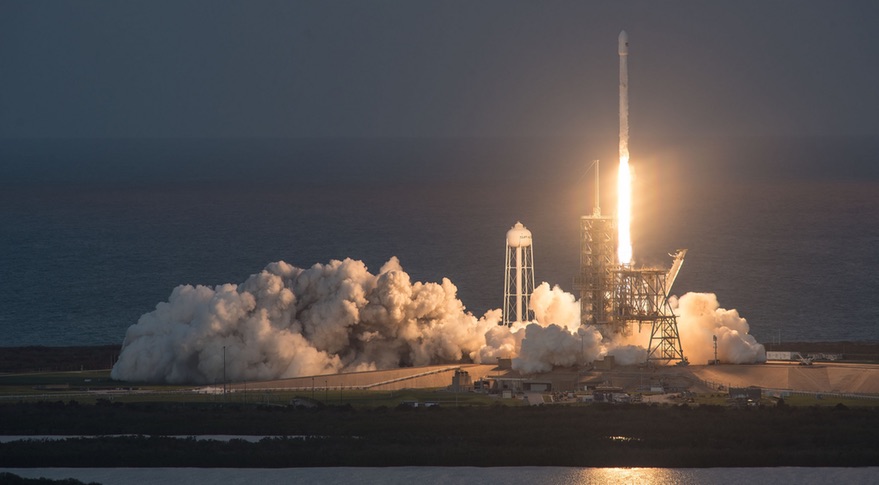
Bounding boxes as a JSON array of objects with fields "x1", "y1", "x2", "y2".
[
  {"x1": 673, "y1": 292, "x2": 766, "y2": 365},
  {"x1": 514, "y1": 324, "x2": 604, "y2": 374},
  {"x1": 510, "y1": 282, "x2": 605, "y2": 373},
  {"x1": 111, "y1": 257, "x2": 764, "y2": 384},
  {"x1": 597, "y1": 292, "x2": 764, "y2": 365},
  {"x1": 514, "y1": 286, "x2": 765, "y2": 368},
  {"x1": 529, "y1": 282, "x2": 581, "y2": 332},
  {"x1": 112, "y1": 257, "x2": 499, "y2": 384},
  {"x1": 607, "y1": 344, "x2": 649, "y2": 366},
  {"x1": 478, "y1": 323, "x2": 525, "y2": 363}
]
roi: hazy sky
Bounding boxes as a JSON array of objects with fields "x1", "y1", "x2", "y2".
[{"x1": 1, "y1": 1, "x2": 877, "y2": 139}]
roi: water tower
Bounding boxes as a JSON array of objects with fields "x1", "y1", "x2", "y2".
[{"x1": 502, "y1": 222, "x2": 536, "y2": 326}]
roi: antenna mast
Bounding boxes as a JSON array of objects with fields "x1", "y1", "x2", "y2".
[{"x1": 594, "y1": 159, "x2": 600, "y2": 215}]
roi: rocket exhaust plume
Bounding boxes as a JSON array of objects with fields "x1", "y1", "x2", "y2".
[
  {"x1": 109, "y1": 257, "x2": 764, "y2": 383},
  {"x1": 618, "y1": 30, "x2": 633, "y2": 265},
  {"x1": 110, "y1": 257, "x2": 605, "y2": 384}
]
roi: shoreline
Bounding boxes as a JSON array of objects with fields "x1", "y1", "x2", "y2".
[{"x1": 1, "y1": 402, "x2": 877, "y2": 468}]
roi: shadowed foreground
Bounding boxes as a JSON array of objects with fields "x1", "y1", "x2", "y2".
[{"x1": 1, "y1": 401, "x2": 877, "y2": 467}]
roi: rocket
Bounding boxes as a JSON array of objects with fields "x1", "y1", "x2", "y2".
[{"x1": 618, "y1": 30, "x2": 629, "y2": 162}]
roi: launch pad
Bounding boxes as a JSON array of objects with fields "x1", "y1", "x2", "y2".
[{"x1": 575, "y1": 162, "x2": 688, "y2": 364}]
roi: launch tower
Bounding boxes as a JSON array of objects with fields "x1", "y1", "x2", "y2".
[
  {"x1": 574, "y1": 176, "x2": 688, "y2": 363},
  {"x1": 576, "y1": 161, "x2": 618, "y2": 331}
]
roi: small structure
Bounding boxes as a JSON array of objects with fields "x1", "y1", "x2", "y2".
[
  {"x1": 593, "y1": 386, "x2": 626, "y2": 403},
  {"x1": 523, "y1": 380, "x2": 552, "y2": 392},
  {"x1": 493, "y1": 377, "x2": 526, "y2": 393},
  {"x1": 729, "y1": 386, "x2": 762, "y2": 401},
  {"x1": 474, "y1": 378, "x2": 491, "y2": 392},
  {"x1": 400, "y1": 401, "x2": 439, "y2": 408},
  {"x1": 766, "y1": 351, "x2": 793, "y2": 361},
  {"x1": 451, "y1": 369, "x2": 473, "y2": 392},
  {"x1": 579, "y1": 375, "x2": 607, "y2": 391},
  {"x1": 593, "y1": 356, "x2": 615, "y2": 370}
]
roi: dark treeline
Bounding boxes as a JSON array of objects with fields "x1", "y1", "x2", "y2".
[
  {"x1": 0, "y1": 473, "x2": 98, "y2": 485},
  {"x1": 1, "y1": 401, "x2": 878, "y2": 467}
]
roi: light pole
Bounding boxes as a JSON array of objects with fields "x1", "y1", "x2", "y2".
[
  {"x1": 312, "y1": 377, "x2": 315, "y2": 400},
  {"x1": 223, "y1": 346, "x2": 226, "y2": 398},
  {"x1": 325, "y1": 379, "x2": 328, "y2": 402}
]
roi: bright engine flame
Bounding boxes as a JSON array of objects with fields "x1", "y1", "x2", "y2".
[{"x1": 618, "y1": 153, "x2": 632, "y2": 265}]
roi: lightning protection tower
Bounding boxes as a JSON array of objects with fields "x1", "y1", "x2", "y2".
[
  {"x1": 575, "y1": 160, "x2": 619, "y2": 331},
  {"x1": 502, "y1": 222, "x2": 536, "y2": 326}
]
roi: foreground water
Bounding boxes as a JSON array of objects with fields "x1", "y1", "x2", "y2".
[
  {"x1": 4, "y1": 466, "x2": 879, "y2": 485},
  {"x1": 2, "y1": 137, "x2": 878, "y2": 346}
]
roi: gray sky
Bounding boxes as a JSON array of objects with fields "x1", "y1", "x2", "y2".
[{"x1": 1, "y1": 1, "x2": 877, "y2": 139}]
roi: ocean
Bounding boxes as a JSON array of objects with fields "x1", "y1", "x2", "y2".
[{"x1": 1, "y1": 137, "x2": 877, "y2": 347}]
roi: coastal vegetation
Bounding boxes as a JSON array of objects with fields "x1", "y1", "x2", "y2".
[{"x1": 2, "y1": 345, "x2": 878, "y2": 468}]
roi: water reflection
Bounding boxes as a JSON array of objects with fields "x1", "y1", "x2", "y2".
[
  {"x1": 572, "y1": 467, "x2": 699, "y2": 485},
  {"x1": 3, "y1": 466, "x2": 878, "y2": 485}
]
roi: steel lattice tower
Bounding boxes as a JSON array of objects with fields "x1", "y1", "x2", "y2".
[
  {"x1": 502, "y1": 222, "x2": 536, "y2": 326},
  {"x1": 575, "y1": 213, "x2": 617, "y2": 329},
  {"x1": 609, "y1": 264, "x2": 686, "y2": 364}
]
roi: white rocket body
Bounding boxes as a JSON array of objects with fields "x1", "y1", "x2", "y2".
[{"x1": 619, "y1": 30, "x2": 629, "y2": 162}]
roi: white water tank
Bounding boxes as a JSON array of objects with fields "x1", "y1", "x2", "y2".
[
  {"x1": 503, "y1": 222, "x2": 536, "y2": 326},
  {"x1": 506, "y1": 222, "x2": 533, "y2": 248}
]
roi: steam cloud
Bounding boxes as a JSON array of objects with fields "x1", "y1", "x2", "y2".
[
  {"x1": 112, "y1": 258, "x2": 501, "y2": 383},
  {"x1": 112, "y1": 258, "x2": 764, "y2": 384},
  {"x1": 674, "y1": 292, "x2": 766, "y2": 365}
]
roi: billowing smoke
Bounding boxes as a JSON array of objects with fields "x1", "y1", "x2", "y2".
[
  {"x1": 674, "y1": 292, "x2": 766, "y2": 365},
  {"x1": 529, "y1": 282, "x2": 581, "y2": 333},
  {"x1": 112, "y1": 257, "x2": 499, "y2": 384},
  {"x1": 112, "y1": 257, "x2": 764, "y2": 384},
  {"x1": 511, "y1": 283, "x2": 604, "y2": 373},
  {"x1": 513, "y1": 324, "x2": 604, "y2": 374},
  {"x1": 607, "y1": 344, "x2": 649, "y2": 366},
  {"x1": 495, "y1": 287, "x2": 765, "y2": 370}
]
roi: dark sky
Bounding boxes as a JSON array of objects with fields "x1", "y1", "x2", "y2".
[{"x1": 1, "y1": 1, "x2": 877, "y2": 139}]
